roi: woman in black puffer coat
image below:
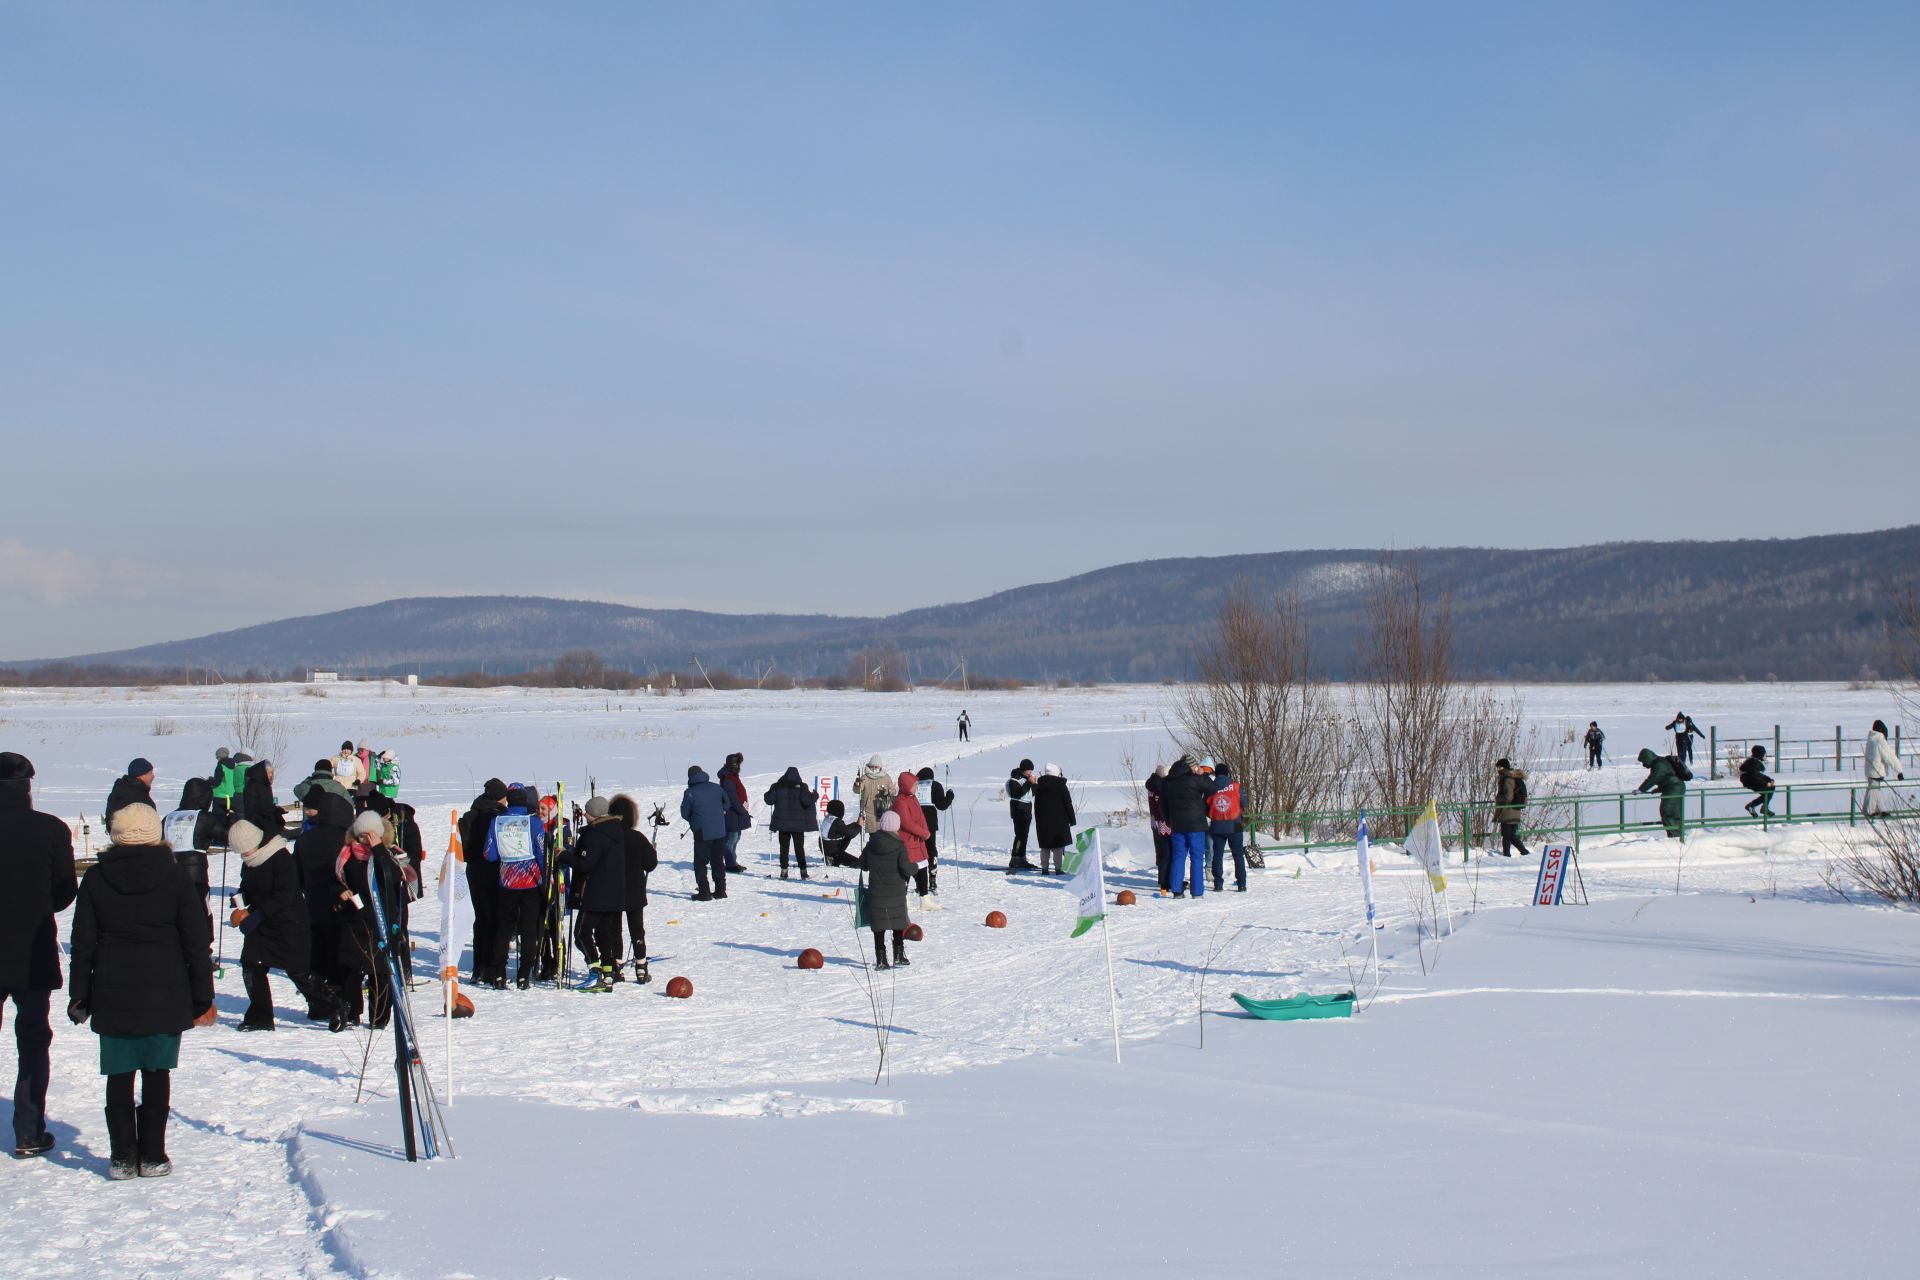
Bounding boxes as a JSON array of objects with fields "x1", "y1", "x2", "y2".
[
  {"x1": 606, "y1": 794, "x2": 659, "y2": 983},
  {"x1": 763, "y1": 767, "x2": 820, "y2": 880},
  {"x1": 859, "y1": 812, "x2": 916, "y2": 970},
  {"x1": 1033, "y1": 765, "x2": 1078, "y2": 876},
  {"x1": 67, "y1": 804, "x2": 214, "y2": 1180}
]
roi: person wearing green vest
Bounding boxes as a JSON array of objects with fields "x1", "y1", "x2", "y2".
[
  {"x1": 374, "y1": 751, "x2": 400, "y2": 801},
  {"x1": 209, "y1": 750, "x2": 251, "y2": 818}
]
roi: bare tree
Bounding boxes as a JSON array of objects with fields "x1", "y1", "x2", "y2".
[
  {"x1": 228, "y1": 688, "x2": 289, "y2": 770},
  {"x1": 1351, "y1": 553, "x2": 1526, "y2": 841},
  {"x1": 1174, "y1": 584, "x2": 1342, "y2": 833},
  {"x1": 552, "y1": 650, "x2": 607, "y2": 689}
]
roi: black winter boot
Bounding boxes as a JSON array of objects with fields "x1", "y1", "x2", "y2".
[
  {"x1": 135, "y1": 1104, "x2": 171, "y2": 1177},
  {"x1": 892, "y1": 935, "x2": 910, "y2": 967},
  {"x1": 105, "y1": 1104, "x2": 138, "y2": 1181},
  {"x1": 873, "y1": 935, "x2": 890, "y2": 970}
]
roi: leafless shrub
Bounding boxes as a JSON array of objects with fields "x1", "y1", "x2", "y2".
[
  {"x1": 228, "y1": 689, "x2": 289, "y2": 768},
  {"x1": 151, "y1": 718, "x2": 177, "y2": 737},
  {"x1": 300, "y1": 684, "x2": 328, "y2": 699},
  {"x1": 1175, "y1": 584, "x2": 1343, "y2": 833},
  {"x1": 1823, "y1": 818, "x2": 1920, "y2": 904}
]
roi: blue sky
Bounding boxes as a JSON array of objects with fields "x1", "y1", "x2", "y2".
[{"x1": 3, "y1": 2, "x2": 1916, "y2": 657}]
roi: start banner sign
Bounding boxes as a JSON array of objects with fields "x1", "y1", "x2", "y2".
[
  {"x1": 1533, "y1": 844, "x2": 1573, "y2": 906},
  {"x1": 815, "y1": 775, "x2": 838, "y2": 818}
]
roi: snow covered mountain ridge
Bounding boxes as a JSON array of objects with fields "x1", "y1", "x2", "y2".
[{"x1": 14, "y1": 526, "x2": 1916, "y2": 682}]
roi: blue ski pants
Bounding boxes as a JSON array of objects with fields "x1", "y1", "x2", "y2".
[{"x1": 1169, "y1": 831, "x2": 1208, "y2": 896}]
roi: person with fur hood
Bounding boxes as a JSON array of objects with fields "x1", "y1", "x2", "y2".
[
  {"x1": 852, "y1": 756, "x2": 895, "y2": 830},
  {"x1": 226, "y1": 819, "x2": 343, "y2": 1033},
  {"x1": 1493, "y1": 759, "x2": 1531, "y2": 858},
  {"x1": 330, "y1": 812, "x2": 413, "y2": 1027},
  {"x1": 67, "y1": 804, "x2": 214, "y2": 1179},
  {"x1": 889, "y1": 771, "x2": 935, "y2": 907}
]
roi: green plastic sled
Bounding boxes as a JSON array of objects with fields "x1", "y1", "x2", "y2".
[{"x1": 1230, "y1": 991, "x2": 1356, "y2": 1021}]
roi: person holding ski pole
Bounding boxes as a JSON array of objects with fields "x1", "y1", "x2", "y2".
[
  {"x1": 560, "y1": 797, "x2": 626, "y2": 992},
  {"x1": 1664, "y1": 713, "x2": 1704, "y2": 767},
  {"x1": 957, "y1": 709, "x2": 971, "y2": 742},
  {"x1": 1584, "y1": 722, "x2": 1605, "y2": 769},
  {"x1": 332, "y1": 811, "x2": 413, "y2": 1027}
]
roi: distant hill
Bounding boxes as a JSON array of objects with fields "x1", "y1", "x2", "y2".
[{"x1": 17, "y1": 528, "x2": 1918, "y2": 682}]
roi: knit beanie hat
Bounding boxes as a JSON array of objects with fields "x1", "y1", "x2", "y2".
[
  {"x1": 108, "y1": 803, "x2": 163, "y2": 845},
  {"x1": 226, "y1": 819, "x2": 264, "y2": 856},
  {"x1": 1044, "y1": 763, "x2": 1061, "y2": 777},
  {"x1": 584, "y1": 796, "x2": 611, "y2": 819},
  {"x1": 127, "y1": 757, "x2": 154, "y2": 778},
  {"x1": 1018, "y1": 759, "x2": 1034, "y2": 773},
  {"x1": 879, "y1": 810, "x2": 901, "y2": 832},
  {"x1": 0, "y1": 752, "x2": 33, "y2": 782}
]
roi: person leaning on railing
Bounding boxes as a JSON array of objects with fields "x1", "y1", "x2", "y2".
[{"x1": 1636, "y1": 749, "x2": 1691, "y2": 839}]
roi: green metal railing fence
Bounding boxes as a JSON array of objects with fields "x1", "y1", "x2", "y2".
[{"x1": 1248, "y1": 777, "x2": 1920, "y2": 860}]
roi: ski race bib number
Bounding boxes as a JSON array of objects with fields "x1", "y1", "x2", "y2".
[
  {"x1": 164, "y1": 810, "x2": 199, "y2": 853},
  {"x1": 494, "y1": 816, "x2": 533, "y2": 862}
]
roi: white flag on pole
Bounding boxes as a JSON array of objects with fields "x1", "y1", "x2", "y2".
[{"x1": 436, "y1": 837, "x2": 474, "y2": 980}]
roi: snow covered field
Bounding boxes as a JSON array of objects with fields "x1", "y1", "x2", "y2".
[{"x1": 2, "y1": 682, "x2": 1916, "y2": 1278}]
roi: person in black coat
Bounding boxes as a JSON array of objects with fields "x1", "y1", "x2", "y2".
[
  {"x1": 560, "y1": 799, "x2": 627, "y2": 988},
  {"x1": 331, "y1": 812, "x2": 411, "y2": 1029},
  {"x1": 1160, "y1": 757, "x2": 1220, "y2": 898},
  {"x1": 605, "y1": 795, "x2": 658, "y2": 983},
  {"x1": 1006, "y1": 760, "x2": 1037, "y2": 873},
  {"x1": 226, "y1": 819, "x2": 342, "y2": 1032},
  {"x1": 460, "y1": 779, "x2": 508, "y2": 986},
  {"x1": 0, "y1": 751, "x2": 77, "y2": 1159},
  {"x1": 913, "y1": 767, "x2": 955, "y2": 893},
  {"x1": 1738, "y1": 746, "x2": 1777, "y2": 818},
  {"x1": 294, "y1": 791, "x2": 354, "y2": 1018},
  {"x1": 1144, "y1": 766, "x2": 1173, "y2": 893},
  {"x1": 1032, "y1": 765, "x2": 1077, "y2": 875},
  {"x1": 764, "y1": 767, "x2": 821, "y2": 880},
  {"x1": 1583, "y1": 722, "x2": 1606, "y2": 769},
  {"x1": 241, "y1": 760, "x2": 286, "y2": 841},
  {"x1": 1664, "y1": 713, "x2": 1703, "y2": 766},
  {"x1": 68, "y1": 804, "x2": 214, "y2": 1179},
  {"x1": 162, "y1": 777, "x2": 217, "y2": 932},
  {"x1": 819, "y1": 800, "x2": 862, "y2": 868},
  {"x1": 860, "y1": 812, "x2": 915, "y2": 969},
  {"x1": 104, "y1": 758, "x2": 155, "y2": 829}
]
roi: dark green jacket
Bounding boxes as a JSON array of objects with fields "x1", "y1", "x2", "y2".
[{"x1": 1635, "y1": 749, "x2": 1690, "y2": 797}]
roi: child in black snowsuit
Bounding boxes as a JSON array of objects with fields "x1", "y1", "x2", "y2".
[{"x1": 820, "y1": 800, "x2": 863, "y2": 868}]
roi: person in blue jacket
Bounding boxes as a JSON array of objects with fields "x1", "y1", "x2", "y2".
[
  {"x1": 679, "y1": 767, "x2": 733, "y2": 901},
  {"x1": 483, "y1": 785, "x2": 546, "y2": 989}
]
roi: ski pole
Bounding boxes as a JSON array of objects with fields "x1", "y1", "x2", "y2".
[{"x1": 213, "y1": 845, "x2": 230, "y2": 978}]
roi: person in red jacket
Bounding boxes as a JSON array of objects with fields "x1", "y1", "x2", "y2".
[{"x1": 889, "y1": 771, "x2": 933, "y2": 908}]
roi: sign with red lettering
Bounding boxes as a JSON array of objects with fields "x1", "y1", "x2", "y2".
[{"x1": 1533, "y1": 844, "x2": 1572, "y2": 906}]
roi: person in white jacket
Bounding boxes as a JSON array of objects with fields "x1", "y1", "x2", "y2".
[
  {"x1": 332, "y1": 741, "x2": 364, "y2": 794},
  {"x1": 1864, "y1": 719, "x2": 1903, "y2": 818}
]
